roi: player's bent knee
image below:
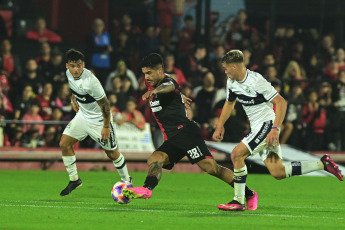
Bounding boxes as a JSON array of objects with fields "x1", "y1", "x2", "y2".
[
  {"x1": 148, "y1": 151, "x2": 167, "y2": 165},
  {"x1": 198, "y1": 159, "x2": 218, "y2": 176},
  {"x1": 269, "y1": 169, "x2": 286, "y2": 180}
]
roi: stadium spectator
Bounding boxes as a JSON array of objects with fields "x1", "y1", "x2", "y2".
[
  {"x1": 4, "y1": 125, "x2": 23, "y2": 147},
  {"x1": 22, "y1": 100, "x2": 44, "y2": 135},
  {"x1": 225, "y1": 9, "x2": 251, "y2": 50},
  {"x1": 19, "y1": 58, "x2": 44, "y2": 95},
  {"x1": 265, "y1": 65, "x2": 282, "y2": 88},
  {"x1": 177, "y1": 14, "x2": 195, "y2": 55},
  {"x1": 35, "y1": 42, "x2": 51, "y2": 75},
  {"x1": 180, "y1": 44, "x2": 209, "y2": 87},
  {"x1": 209, "y1": 45, "x2": 227, "y2": 88},
  {"x1": 106, "y1": 75, "x2": 128, "y2": 111},
  {"x1": 13, "y1": 85, "x2": 34, "y2": 121},
  {"x1": 139, "y1": 26, "x2": 162, "y2": 57},
  {"x1": 330, "y1": 69, "x2": 345, "y2": 150},
  {"x1": 194, "y1": 72, "x2": 217, "y2": 125},
  {"x1": 122, "y1": 98, "x2": 146, "y2": 130},
  {"x1": 105, "y1": 59, "x2": 138, "y2": 92},
  {"x1": 86, "y1": 18, "x2": 113, "y2": 84},
  {"x1": 112, "y1": 14, "x2": 141, "y2": 43},
  {"x1": 305, "y1": 54, "x2": 323, "y2": 80},
  {"x1": 21, "y1": 126, "x2": 45, "y2": 148},
  {"x1": 26, "y1": 17, "x2": 62, "y2": 43},
  {"x1": 284, "y1": 84, "x2": 304, "y2": 147},
  {"x1": 54, "y1": 83, "x2": 72, "y2": 120},
  {"x1": 0, "y1": 39, "x2": 22, "y2": 83},
  {"x1": 335, "y1": 48, "x2": 345, "y2": 70},
  {"x1": 156, "y1": 0, "x2": 173, "y2": 46},
  {"x1": 44, "y1": 48, "x2": 66, "y2": 86},
  {"x1": 108, "y1": 93, "x2": 125, "y2": 125},
  {"x1": 324, "y1": 57, "x2": 340, "y2": 80},
  {"x1": 302, "y1": 90, "x2": 327, "y2": 150},
  {"x1": 35, "y1": 82, "x2": 54, "y2": 120},
  {"x1": 320, "y1": 34, "x2": 335, "y2": 64},
  {"x1": 0, "y1": 80, "x2": 13, "y2": 117},
  {"x1": 44, "y1": 125, "x2": 59, "y2": 147},
  {"x1": 164, "y1": 54, "x2": 186, "y2": 87}
]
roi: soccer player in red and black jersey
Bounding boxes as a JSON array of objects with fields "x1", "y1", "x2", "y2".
[{"x1": 123, "y1": 53, "x2": 259, "y2": 210}]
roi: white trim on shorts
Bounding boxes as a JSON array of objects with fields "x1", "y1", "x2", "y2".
[
  {"x1": 63, "y1": 112, "x2": 117, "y2": 150},
  {"x1": 241, "y1": 120, "x2": 282, "y2": 161}
]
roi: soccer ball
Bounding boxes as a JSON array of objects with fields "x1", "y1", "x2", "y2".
[{"x1": 111, "y1": 181, "x2": 133, "y2": 204}]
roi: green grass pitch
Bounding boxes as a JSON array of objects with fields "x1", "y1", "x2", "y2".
[{"x1": 0, "y1": 170, "x2": 344, "y2": 229}]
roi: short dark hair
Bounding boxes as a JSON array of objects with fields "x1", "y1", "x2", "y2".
[
  {"x1": 140, "y1": 53, "x2": 163, "y2": 69},
  {"x1": 221, "y1": 50, "x2": 244, "y2": 64},
  {"x1": 65, "y1": 49, "x2": 84, "y2": 63}
]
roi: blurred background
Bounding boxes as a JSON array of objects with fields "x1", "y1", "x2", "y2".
[{"x1": 0, "y1": 0, "x2": 345, "y2": 160}]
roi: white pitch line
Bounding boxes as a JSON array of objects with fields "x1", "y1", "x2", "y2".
[
  {"x1": 0, "y1": 203, "x2": 343, "y2": 220},
  {"x1": 3, "y1": 200, "x2": 345, "y2": 211}
]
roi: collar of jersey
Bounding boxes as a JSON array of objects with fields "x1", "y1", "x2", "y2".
[
  {"x1": 73, "y1": 70, "x2": 84, "y2": 81},
  {"x1": 237, "y1": 69, "x2": 248, "y2": 84}
]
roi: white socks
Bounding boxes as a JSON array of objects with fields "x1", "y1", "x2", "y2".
[
  {"x1": 113, "y1": 153, "x2": 130, "y2": 181},
  {"x1": 233, "y1": 165, "x2": 248, "y2": 204},
  {"x1": 62, "y1": 155, "x2": 78, "y2": 181},
  {"x1": 285, "y1": 160, "x2": 324, "y2": 178}
]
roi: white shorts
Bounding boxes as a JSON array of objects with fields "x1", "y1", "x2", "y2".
[
  {"x1": 63, "y1": 112, "x2": 117, "y2": 150},
  {"x1": 242, "y1": 120, "x2": 282, "y2": 161}
]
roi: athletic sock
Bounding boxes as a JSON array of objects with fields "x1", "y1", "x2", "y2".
[
  {"x1": 62, "y1": 156, "x2": 78, "y2": 181},
  {"x1": 285, "y1": 160, "x2": 324, "y2": 178},
  {"x1": 113, "y1": 153, "x2": 130, "y2": 181},
  {"x1": 229, "y1": 180, "x2": 253, "y2": 197},
  {"x1": 233, "y1": 165, "x2": 247, "y2": 204},
  {"x1": 143, "y1": 175, "x2": 159, "y2": 190}
]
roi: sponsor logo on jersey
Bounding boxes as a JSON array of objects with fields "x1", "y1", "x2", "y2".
[
  {"x1": 150, "y1": 100, "x2": 162, "y2": 112},
  {"x1": 237, "y1": 98, "x2": 255, "y2": 105}
]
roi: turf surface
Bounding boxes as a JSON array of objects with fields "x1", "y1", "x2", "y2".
[{"x1": 0, "y1": 170, "x2": 344, "y2": 229}]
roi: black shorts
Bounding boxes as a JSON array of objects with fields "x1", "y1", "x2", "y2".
[{"x1": 156, "y1": 121, "x2": 213, "y2": 170}]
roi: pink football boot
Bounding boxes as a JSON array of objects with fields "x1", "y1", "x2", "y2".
[{"x1": 122, "y1": 187, "x2": 152, "y2": 199}]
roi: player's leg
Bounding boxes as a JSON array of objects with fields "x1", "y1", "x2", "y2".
[
  {"x1": 265, "y1": 151, "x2": 343, "y2": 181},
  {"x1": 123, "y1": 150, "x2": 170, "y2": 199},
  {"x1": 196, "y1": 158, "x2": 258, "y2": 210},
  {"x1": 59, "y1": 115, "x2": 87, "y2": 196},
  {"x1": 88, "y1": 122, "x2": 132, "y2": 183},
  {"x1": 104, "y1": 148, "x2": 132, "y2": 183},
  {"x1": 218, "y1": 142, "x2": 251, "y2": 211},
  {"x1": 59, "y1": 134, "x2": 82, "y2": 196}
]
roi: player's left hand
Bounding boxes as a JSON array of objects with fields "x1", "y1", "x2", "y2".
[
  {"x1": 101, "y1": 126, "x2": 111, "y2": 141},
  {"x1": 142, "y1": 89, "x2": 158, "y2": 101},
  {"x1": 266, "y1": 129, "x2": 280, "y2": 148},
  {"x1": 182, "y1": 94, "x2": 192, "y2": 109}
]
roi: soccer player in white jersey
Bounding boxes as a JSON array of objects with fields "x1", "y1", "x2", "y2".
[
  {"x1": 213, "y1": 50, "x2": 343, "y2": 211},
  {"x1": 59, "y1": 49, "x2": 132, "y2": 196}
]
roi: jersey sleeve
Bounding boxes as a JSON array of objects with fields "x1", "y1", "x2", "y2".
[
  {"x1": 161, "y1": 77, "x2": 180, "y2": 91},
  {"x1": 226, "y1": 79, "x2": 237, "y2": 102},
  {"x1": 255, "y1": 76, "x2": 278, "y2": 102},
  {"x1": 85, "y1": 73, "x2": 106, "y2": 100}
]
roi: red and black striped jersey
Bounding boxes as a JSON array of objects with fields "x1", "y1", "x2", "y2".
[{"x1": 146, "y1": 75, "x2": 191, "y2": 140}]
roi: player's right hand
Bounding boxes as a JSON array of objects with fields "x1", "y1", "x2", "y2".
[
  {"x1": 212, "y1": 126, "x2": 225, "y2": 142},
  {"x1": 142, "y1": 89, "x2": 158, "y2": 101},
  {"x1": 71, "y1": 101, "x2": 79, "y2": 113}
]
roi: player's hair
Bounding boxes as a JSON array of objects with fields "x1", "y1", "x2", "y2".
[
  {"x1": 65, "y1": 49, "x2": 85, "y2": 63},
  {"x1": 221, "y1": 50, "x2": 244, "y2": 64},
  {"x1": 140, "y1": 53, "x2": 164, "y2": 69}
]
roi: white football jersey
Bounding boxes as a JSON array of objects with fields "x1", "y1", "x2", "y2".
[
  {"x1": 226, "y1": 69, "x2": 278, "y2": 128},
  {"x1": 66, "y1": 68, "x2": 106, "y2": 125}
]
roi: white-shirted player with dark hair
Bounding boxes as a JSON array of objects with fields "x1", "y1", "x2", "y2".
[
  {"x1": 213, "y1": 50, "x2": 343, "y2": 211},
  {"x1": 59, "y1": 49, "x2": 132, "y2": 196}
]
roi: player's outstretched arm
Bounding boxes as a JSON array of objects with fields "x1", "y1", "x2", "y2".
[
  {"x1": 212, "y1": 100, "x2": 236, "y2": 142},
  {"x1": 266, "y1": 94, "x2": 287, "y2": 147},
  {"x1": 97, "y1": 96, "x2": 111, "y2": 140},
  {"x1": 142, "y1": 81, "x2": 176, "y2": 101},
  {"x1": 70, "y1": 94, "x2": 79, "y2": 112}
]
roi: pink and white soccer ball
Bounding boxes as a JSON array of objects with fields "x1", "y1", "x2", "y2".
[{"x1": 111, "y1": 181, "x2": 133, "y2": 204}]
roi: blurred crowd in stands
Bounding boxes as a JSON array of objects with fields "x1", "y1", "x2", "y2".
[{"x1": 0, "y1": 2, "x2": 345, "y2": 152}]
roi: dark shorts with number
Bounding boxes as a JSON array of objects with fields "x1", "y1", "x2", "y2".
[{"x1": 156, "y1": 121, "x2": 214, "y2": 170}]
